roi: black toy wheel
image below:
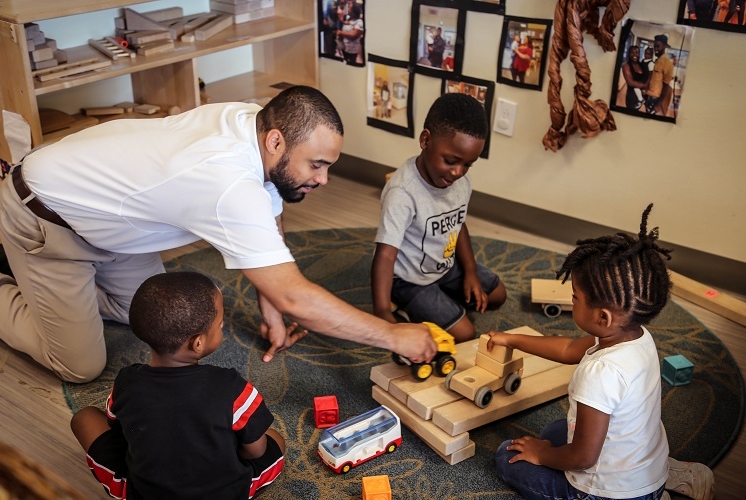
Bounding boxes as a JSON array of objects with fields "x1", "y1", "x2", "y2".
[
  {"x1": 412, "y1": 363, "x2": 433, "y2": 381},
  {"x1": 435, "y1": 355, "x2": 456, "y2": 377},
  {"x1": 543, "y1": 303, "x2": 562, "y2": 318},
  {"x1": 504, "y1": 372, "x2": 522, "y2": 395},
  {"x1": 475, "y1": 386, "x2": 493, "y2": 409},
  {"x1": 444, "y1": 369, "x2": 458, "y2": 390}
]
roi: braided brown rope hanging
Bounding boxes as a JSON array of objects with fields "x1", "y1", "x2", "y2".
[{"x1": 542, "y1": 0, "x2": 631, "y2": 152}]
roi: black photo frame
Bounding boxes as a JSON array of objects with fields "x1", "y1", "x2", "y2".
[
  {"x1": 610, "y1": 19, "x2": 693, "y2": 124},
  {"x1": 318, "y1": 0, "x2": 366, "y2": 66},
  {"x1": 441, "y1": 76, "x2": 495, "y2": 159},
  {"x1": 409, "y1": 0, "x2": 467, "y2": 78},
  {"x1": 677, "y1": 0, "x2": 746, "y2": 34},
  {"x1": 464, "y1": 0, "x2": 506, "y2": 15},
  {"x1": 367, "y1": 54, "x2": 415, "y2": 138},
  {"x1": 496, "y1": 15, "x2": 551, "y2": 91}
]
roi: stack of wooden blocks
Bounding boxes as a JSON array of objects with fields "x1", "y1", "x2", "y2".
[
  {"x1": 24, "y1": 23, "x2": 67, "y2": 71},
  {"x1": 369, "y1": 326, "x2": 576, "y2": 465},
  {"x1": 114, "y1": 6, "x2": 235, "y2": 51},
  {"x1": 210, "y1": 0, "x2": 276, "y2": 24}
]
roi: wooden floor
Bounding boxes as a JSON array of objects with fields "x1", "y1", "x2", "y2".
[{"x1": 1, "y1": 175, "x2": 744, "y2": 498}]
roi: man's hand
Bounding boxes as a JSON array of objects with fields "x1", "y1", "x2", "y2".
[
  {"x1": 390, "y1": 323, "x2": 437, "y2": 363},
  {"x1": 257, "y1": 292, "x2": 308, "y2": 362},
  {"x1": 506, "y1": 436, "x2": 552, "y2": 465}
]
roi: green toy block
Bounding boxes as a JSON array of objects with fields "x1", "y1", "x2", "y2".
[{"x1": 661, "y1": 354, "x2": 694, "y2": 386}]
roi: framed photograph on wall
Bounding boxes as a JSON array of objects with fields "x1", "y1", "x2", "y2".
[
  {"x1": 610, "y1": 19, "x2": 694, "y2": 124},
  {"x1": 496, "y1": 16, "x2": 551, "y2": 91},
  {"x1": 464, "y1": 0, "x2": 506, "y2": 15},
  {"x1": 367, "y1": 54, "x2": 415, "y2": 138},
  {"x1": 677, "y1": 0, "x2": 746, "y2": 34},
  {"x1": 441, "y1": 76, "x2": 495, "y2": 158},
  {"x1": 318, "y1": 0, "x2": 366, "y2": 66},
  {"x1": 410, "y1": 0, "x2": 466, "y2": 78}
]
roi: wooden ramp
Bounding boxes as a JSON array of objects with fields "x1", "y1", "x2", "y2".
[{"x1": 370, "y1": 326, "x2": 576, "y2": 464}]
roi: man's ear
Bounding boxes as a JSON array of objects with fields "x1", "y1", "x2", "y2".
[{"x1": 264, "y1": 129, "x2": 285, "y2": 156}]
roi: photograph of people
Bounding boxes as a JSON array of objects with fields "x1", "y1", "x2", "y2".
[
  {"x1": 611, "y1": 20, "x2": 693, "y2": 123},
  {"x1": 443, "y1": 77, "x2": 495, "y2": 158},
  {"x1": 415, "y1": 5, "x2": 458, "y2": 72},
  {"x1": 497, "y1": 18, "x2": 551, "y2": 90},
  {"x1": 367, "y1": 55, "x2": 414, "y2": 137},
  {"x1": 678, "y1": 0, "x2": 746, "y2": 32},
  {"x1": 319, "y1": 0, "x2": 365, "y2": 64}
]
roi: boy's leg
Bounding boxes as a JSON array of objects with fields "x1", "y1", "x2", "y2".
[
  {"x1": 392, "y1": 277, "x2": 470, "y2": 342},
  {"x1": 71, "y1": 407, "x2": 129, "y2": 499},
  {"x1": 248, "y1": 431, "x2": 285, "y2": 499}
]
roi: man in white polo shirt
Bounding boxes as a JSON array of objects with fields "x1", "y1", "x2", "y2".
[{"x1": 0, "y1": 86, "x2": 436, "y2": 383}]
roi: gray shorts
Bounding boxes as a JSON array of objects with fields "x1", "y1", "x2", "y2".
[{"x1": 391, "y1": 261, "x2": 500, "y2": 330}]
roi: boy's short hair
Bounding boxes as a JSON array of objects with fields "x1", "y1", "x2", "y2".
[
  {"x1": 424, "y1": 93, "x2": 488, "y2": 141},
  {"x1": 129, "y1": 272, "x2": 220, "y2": 355}
]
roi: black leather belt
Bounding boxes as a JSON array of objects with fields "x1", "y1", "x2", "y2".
[{"x1": 12, "y1": 165, "x2": 72, "y2": 230}]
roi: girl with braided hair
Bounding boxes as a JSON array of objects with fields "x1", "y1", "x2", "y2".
[{"x1": 489, "y1": 204, "x2": 714, "y2": 500}]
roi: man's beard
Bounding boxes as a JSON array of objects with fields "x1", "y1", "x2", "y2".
[{"x1": 269, "y1": 151, "x2": 318, "y2": 203}]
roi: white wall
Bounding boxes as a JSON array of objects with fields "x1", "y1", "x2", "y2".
[
  {"x1": 36, "y1": 0, "x2": 253, "y2": 114},
  {"x1": 320, "y1": 1, "x2": 746, "y2": 265}
]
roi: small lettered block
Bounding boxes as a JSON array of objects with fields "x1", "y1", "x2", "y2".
[
  {"x1": 313, "y1": 395, "x2": 339, "y2": 428},
  {"x1": 362, "y1": 475, "x2": 391, "y2": 500},
  {"x1": 661, "y1": 354, "x2": 694, "y2": 386}
]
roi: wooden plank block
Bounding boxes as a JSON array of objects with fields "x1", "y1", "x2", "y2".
[
  {"x1": 371, "y1": 386, "x2": 470, "y2": 456},
  {"x1": 475, "y1": 351, "x2": 521, "y2": 377},
  {"x1": 33, "y1": 59, "x2": 112, "y2": 82},
  {"x1": 408, "y1": 384, "x2": 464, "y2": 421},
  {"x1": 127, "y1": 30, "x2": 171, "y2": 46},
  {"x1": 432, "y1": 363, "x2": 576, "y2": 436},
  {"x1": 369, "y1": 362, "x2": 409, "y2": 392},
  {"x1": 195, "y1": 14, "x2": 233, "y2": 41},
  {"x1": 88, "y1": 38, "x2": 135, "y2": 60},
  {"x1": 124, "y1": 7, "x2": 170, "y2": 32},
  {"x1": 135, "y1": 39, "x2": 175, "y2": 56},
  {"x1": 82, "y1": 106, "x2": 125, "y2": 116},
  {"x1": 29, "y1": 46, "x2": 54, "y2": 62},
  {"x1": 670, "y1": 270, "x2": 746, "y2": 327},
  {"x1": 134, "y1": 104, "x2": 161, "y2": 115},
  {"x1": 531, "y1": 278, "x2": 573, "y2": 306},
  {"x1": 431, "y1": 439, "x2": 475, "y2": 465},
  {"x1": 139, "y1": 7, "x2": 184, "y2": 22}
]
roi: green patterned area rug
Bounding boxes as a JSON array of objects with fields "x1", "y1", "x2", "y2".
[{"x1": 64, "y1": 228, "x2": 744, "y2": 499}]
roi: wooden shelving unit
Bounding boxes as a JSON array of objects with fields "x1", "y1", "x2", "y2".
[{"x1": 0, "y1": 0, "x2": 318, "y2": 155}]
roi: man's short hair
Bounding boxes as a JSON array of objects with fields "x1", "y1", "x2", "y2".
[
  {"x1": 257, "y1": 86, "x2": 344, "y2": 150},
  {"x1": 423, "y1": 93, "x2": 488, "y2": 141},
  {"x1": 129, "y1": 272, "x2": 220, "y2": 355}
]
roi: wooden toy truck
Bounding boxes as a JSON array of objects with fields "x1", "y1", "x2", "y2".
[
  {"x1": 531, "y1": 278, "x2": 573, "y2": 318},
  {"x1": 444, "y1": 334, "x2": 523, "y2": 408}
]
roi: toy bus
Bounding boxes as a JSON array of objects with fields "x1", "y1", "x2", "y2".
[{"x1": 317, "y1": 405, "x2": 402, "y2": 474}]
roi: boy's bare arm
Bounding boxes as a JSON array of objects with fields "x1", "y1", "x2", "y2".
[
  {"x1": 371, "y1": 243, "x2": 399, "y2": 322},
  {"x1": 487, "y1": 331, "x2": 595, "y2": 365},
  {"x1": 239, "y1": 434, "x2": 268, "y2": 460},
  {"x1": 454, "y1": 224, "x2": 488, "y2": 311}
]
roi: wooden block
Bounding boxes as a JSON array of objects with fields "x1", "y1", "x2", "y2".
[
  {"x1": 431, "y1": 438, "x2": 475, "y2": 465},
  {"x1": 195, "y1": 14, "x2": 233, "y2": 41},
  {"x1": 43, "y1": 38, "x2": 57, "y2": 50},
  {"x1": 372, "y1": 386, "x2": 470, "y2": 456},
  {"x1": 670, "y1": 270, "x2": 746, "y2": 327},
  {"x1": 89, "y1": 38, "x2": 136, "y2": 60},
  {"x1": 408, "y1": 384, "x2": 464, "y2": 421},
  {"x1": 30, "y1": 59, "x2": 58, "y2": 71},
  {"x1": 478, "y1": 334, "x2": 512, "y2": 362},
  {"x1": 210, "y1": 0, "x2": 260, "y2": 15},
  {"x1": 433, "y1": 363, "x2": 576, "y2": 436},
  {"x1": 134, "y1": 104, "x2": 161, "y2": 115},
  {"x1": 140, "y1": 7, "x2": 185, "y2": 22},
  {"x1": 369, "y1": 362, "x2": 410, "y2": 392},
  {"x1": 136, "y1": 39, "x2": 175, "y2": 56},
  {"x1": 38, "y1": 108, "x2": 76, "y2": 134},
  {"x1": 42, "y1": 114, "x2": 99, "y2": 143},
  {"x1": 127, "y1": 30, "x2": 172, "y2": 46},
  {"x1": 33, "y1": 58, "x2": 112, "y2": 82},
  {"x1": 123, "y1": 8, "x2": 170, "y2": 32},
  {"x1": 475, "y1": 351, "x2": 523, "y2": 378},
  {"x1": 23, "y1": 23, "x2": 41, "y2": 36},
  {"x1": 82, "y1": 106, "x2": 125, "y2": 116},
  {"x1": 29, "y1": 46, "x2": 54, "y2": 62},
  {"x1": 388, "y1": 369, "x2": 446, "y2": 406},
  {"x1": 115, "y1": 102, "x2": 137, "y2": 113},
  {"x1": 53, "y1": 50, "x2": 68, "y2": 64}
]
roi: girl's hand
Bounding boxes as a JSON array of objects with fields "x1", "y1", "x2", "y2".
[
  {"x1": 506, "y1": 436, "x2": 552, "y2": 465},
  {"x1": 486, "y1": 331, "x2": 510, "y2": 351}
]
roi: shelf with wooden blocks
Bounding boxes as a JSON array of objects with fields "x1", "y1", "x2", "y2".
[{"x1": 370, "y1": 326, "x2": 576, "y2": 464}]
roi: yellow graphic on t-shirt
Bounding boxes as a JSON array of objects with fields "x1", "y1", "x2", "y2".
[{"x1": 443, "y1": 231, "x2": 458, "y2": 259}]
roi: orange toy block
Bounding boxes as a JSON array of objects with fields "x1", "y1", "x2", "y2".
[
  {"x1": 362, "y1": 475, "x2": 392, "y2": 500},
  {"x1": 313, "y1": 395, "x2": 339, "y2": 429}
]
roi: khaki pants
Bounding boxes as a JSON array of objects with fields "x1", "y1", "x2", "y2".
[{"x1": 0, "y1": 179, "x2": 164, "y2": 382}]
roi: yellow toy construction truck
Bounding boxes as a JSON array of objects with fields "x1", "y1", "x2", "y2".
[{"x1": 392, "y1": 322, "x2": 457, "y2": 381}]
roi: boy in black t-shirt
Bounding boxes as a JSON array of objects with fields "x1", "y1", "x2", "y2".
[{"x1": 71, "y1": 272, "x2": 286, "y2": 499}]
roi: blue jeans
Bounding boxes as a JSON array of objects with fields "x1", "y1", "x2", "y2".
[{"x1": 494, "y1": 420, "x2": 666, "y2": 500}]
